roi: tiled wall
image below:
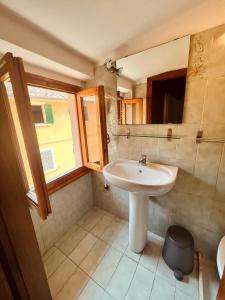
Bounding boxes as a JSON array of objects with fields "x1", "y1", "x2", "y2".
[
  {"x1": 92, "y1": 23, "x2": 225, "y2": 258},
  {"x1": 30, "y1": 173, "x2": 93, "y2": 254}
]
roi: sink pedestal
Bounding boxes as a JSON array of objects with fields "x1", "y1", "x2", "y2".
[{"x1": 129, "y1": 193, "x2": 148, "y2": 253}]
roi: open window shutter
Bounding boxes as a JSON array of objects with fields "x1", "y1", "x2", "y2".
[
  {"x1": 0, "y1": 52, "x2": 51, "y2": 219},
  {"x1": 44, "y1": 104, "x2": 54, "y2": 123},
  {"x1": 76, "y1": 86, "x2": 108, "y2": 171}
]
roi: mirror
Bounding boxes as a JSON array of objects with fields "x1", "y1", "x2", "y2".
[{"x1": 117, "y1": 36, "x2": 190, "y2": 125}]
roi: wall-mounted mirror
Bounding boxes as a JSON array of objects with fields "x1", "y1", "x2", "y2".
[{"x1": 117, "y1": 36, "x2": 190, "y2": 125}]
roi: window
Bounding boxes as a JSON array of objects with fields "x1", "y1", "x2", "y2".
[
  {"x1": 32, "y1": 105, "x2": 44, "y2": 123},
  {"x1": 40, "y1": 148, "x2": 57, "y2": 173},
  {"x1": 0, "y1": 52, "x2": 108, "y2": 219},
  {"x1": 27, "y1": 85, "x2": 82, "y2": 184}
]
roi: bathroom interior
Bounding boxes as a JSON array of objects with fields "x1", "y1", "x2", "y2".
[{"x1": 1, "y1": 1, "x2": 225, "y2": 300}]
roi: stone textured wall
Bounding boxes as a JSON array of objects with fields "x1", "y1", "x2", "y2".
[
  {"x1": 30, "y1": 173, "x2": 93, "y2": 254},
  {"x1": 92, "y1": 23, "x2": 225, "y2": 258}
]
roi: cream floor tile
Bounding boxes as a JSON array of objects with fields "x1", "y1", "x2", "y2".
[
  {"x1": 48, "y1": 258, "x2": 77, "y2": 298},
  {"x1": 111, "y1": 224, "x2": 129, "y2": 253},
  {"x1": 55, "y1": 223, "x2": 79, "y2": 247},
  {"x1": 77, "y1": 279, "x2": 104, "y2": 300},
  {"x1": 42, "y1": 246, "x2": 57, "y2": 263},
  {"x1": 156, "y1": 256, "x2": 176, "y2": 286},
  {"x1": 91, "y1": 216, "x2": 113, "y2": 237},
  {"x1": 101, "y1": 220, "x2": 124, "y2": 245},
  {"x1": 55, "y1": 267, "x2": 89, "y2": 300},
  {"x1": 44, "y1": 248, "x2": 66, "y2": 278},
  {"x1": 106, "y1": 255, "x2": 137, "y2": 300},
  {"x1": 57, "y1": 226, "x2": 88, "y2": 256},
  {"x1": 80, "y1": 239, "x2": 109, "y2": 276},
  {"x1": 69, "y1": 233, "x2": 97, "y2": 265},
  {"x1": 102, "y1": 211, "x2": 116, "y2": 221},
  {"x1": 175, "y1": 259, "x2": 199, "y2": 299},
  {"x1": 175, "y1": 289, "x2": 195, "y2": 300},
  {"x1": 125, "y1": 264, "x2": 155, "y2": 300},
  {"x1": 125, "y1": 246, "x2": 141, "y2": 263},
  {"x1": 92, "y1": 247, "x2": 122, "y2": 289},
  {"x1": 77, "y1": 210, "x2": 103, "y2": 231},
  {"x1": 102, "y1": 292, "x2": 115, "y2": 300},
  {"x1": 139, "y1": 240, "x2": 161, "y2": 273},
  {"x1": 201, "y1": 258, "x2": 219, "y2": 300},
  {"x1": 101, "y1": 220, "x2": 128, "y2": 253},
  {"x1": 150, "y1": 275, "x2": 175, "y2": 300}
]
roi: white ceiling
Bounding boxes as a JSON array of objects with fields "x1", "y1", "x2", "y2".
[
  {"x1": 0, "y1": 39, "x2": 86, "y2": 85},
  {"x1": 0, "y1": 0, "x2": 225, "y2": 82},
  {"x1": 0, "y1": 0, "x2": 225, "y2": 66},
  {"x1": 117, "y1": 35, "x2": 190, "y2": 83}
]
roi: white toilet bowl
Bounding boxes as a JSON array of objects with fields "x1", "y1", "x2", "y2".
[{"x1": 217, "y1": 236, "x2": 225, "y2": 279}]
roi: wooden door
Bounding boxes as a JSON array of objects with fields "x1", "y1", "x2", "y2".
[{"x1": 0, "y1": 53, "x2": 51, "y2": 299}]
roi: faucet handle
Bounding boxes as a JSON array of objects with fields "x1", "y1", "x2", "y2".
[{"x1": 141, "y1": 154, "x2": 147, "y2": 159}]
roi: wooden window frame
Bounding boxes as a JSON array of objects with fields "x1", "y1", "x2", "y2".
[
  {"x1": 1, "y1": 53, "x2": 108, "y2": 219},
  {"x1": 31, "y1": 104, "x2": 45, "y2": 124},
  {"x1": 0, "y1": 53, "x2": 51, "y2": 219},
  {"x1": 24, "y1": 72, "x2": 90, "y2": 195},
  {"x1": 76, "y1": 86, "x2": 108, "y2": 172},
  {"x1": 120, "y1": 98, "x2": 143, "y2": 124}
]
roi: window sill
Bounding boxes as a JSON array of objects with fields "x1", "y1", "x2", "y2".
[
  {"x1": 47, "y1": 166, "x2": 90, "y2": 195},
  {"x1": 35, "y1": 123, "x2": 52, "y2": 127}
]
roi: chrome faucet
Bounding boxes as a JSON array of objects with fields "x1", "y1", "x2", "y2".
[{"x1": 139, "y1": 154, "x2": 147, "y2": 166}]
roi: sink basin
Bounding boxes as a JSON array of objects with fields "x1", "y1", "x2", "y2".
[
  {"x1": 103, "y1": 159, "x2": 178, "y2": 196},
  {"x1": 103, "y1": 159, "x2": 178, "y2": 253}
]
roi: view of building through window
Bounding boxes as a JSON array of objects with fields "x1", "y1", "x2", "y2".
[
  {"x1": 5, "y1": 82, "x2": 81, "y2": 188},
  {"x1": 28, "y1": 85, "x2": 81, "y2": 184}
]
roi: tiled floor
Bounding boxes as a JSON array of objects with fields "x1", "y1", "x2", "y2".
[
  {"x1": 200, "y1": 256, "x2": 219, "y2": 300},
  {"x1": 42, "y1": 208, "x2": 199, "y2": 300}
]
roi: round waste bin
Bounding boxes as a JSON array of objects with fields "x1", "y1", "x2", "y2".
[{"x1": 162, "y1": 225, "x2": 194, "y2": 281}]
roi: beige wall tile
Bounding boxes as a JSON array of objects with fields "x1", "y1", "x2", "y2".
[
  {"x1": 31, "y1": 173, "x2": 93, "y2": 255},
  {"x1": 203, "y1": 77, "x2": 225, "y2": 124},
  {"x1": 194, "y1": 143, "x2": 223, "y2": 186},
  {"x1": 183, "y1": 78, "x2": 207, "y2": 124},
  {"x1": 35, "y1": 229, "x2": 45, "y2": 256},
  {"x1": 208, "y1": 24, "x2": 225, "y2": 77}
]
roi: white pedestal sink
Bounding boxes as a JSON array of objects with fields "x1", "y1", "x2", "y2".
[{"x1": 103, "y1": 159, "x2": 178, "y2": 253}]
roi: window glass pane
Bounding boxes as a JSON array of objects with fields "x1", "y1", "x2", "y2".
[
  {"x1": 27, "y1": 86, "x2": 81, "y2": 183},
  {"x1": 82, "y1": 95, "x2": 100, "y2": 164},
  {"x1": 4, "y1": 81, "x2": 35, "y2": 197},
  {"x1": 32, "y1": 105, "x2": 44, "y2": 123}
]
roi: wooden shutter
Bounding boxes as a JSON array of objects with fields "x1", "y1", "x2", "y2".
[
  {"x1": 76, "y1": 86, "x2": 108, "y2": 171},
  {"x1": 44, "y1": 104, "x2": 54, "y2": 123}
]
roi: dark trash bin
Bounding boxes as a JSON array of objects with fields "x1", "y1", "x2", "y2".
[{"x1": 162, "y1": 225, "x2": 194, "y2": 281}]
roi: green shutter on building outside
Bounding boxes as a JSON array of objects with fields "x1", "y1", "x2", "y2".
[{"x1": 44, "y1": 104, "x2": 54, "y2": 123}]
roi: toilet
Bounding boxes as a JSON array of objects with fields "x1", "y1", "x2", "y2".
[{"x1": 217, "y1": 236, "x2": 225, "y2": 278}]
